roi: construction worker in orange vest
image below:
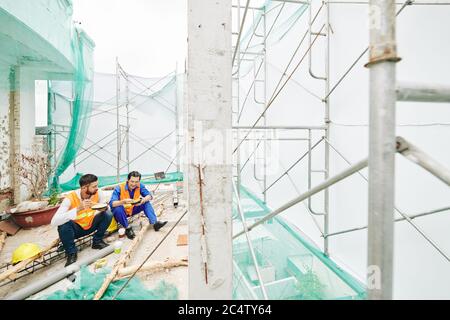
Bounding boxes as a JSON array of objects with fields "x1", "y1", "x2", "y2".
[
  {"x1": 51, "y1": 174, "x2": 113, "y2": 266},
  {"x1": 109, "y1": 171, "x2": 167, "y2": 239}
]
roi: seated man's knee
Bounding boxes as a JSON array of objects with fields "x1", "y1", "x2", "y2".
[
  {"x1": 57, "y1": 221, "x2": 73, "y2": 233},
  {"x1": 104, "y1": 209, "x2": 114, "y2": 219}
]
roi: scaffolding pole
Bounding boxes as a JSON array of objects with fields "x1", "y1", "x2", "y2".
[
  {"x1": 116, "y1": 57, "x2": 121, "y2": 183},
  {"x1": 366, "y1": 0, "x2": 400, "y2": 300}
]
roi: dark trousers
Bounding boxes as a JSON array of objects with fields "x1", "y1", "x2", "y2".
[
  {"x1": 112, "y1": 202, "x2": 157, "y2": 228},
  {"x1": 57, "y1": 210, "x2": 113, "y2": 255}
]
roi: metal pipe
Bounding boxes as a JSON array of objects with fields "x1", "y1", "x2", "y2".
[
  {"x1": 396, "y1": 82, "x2": 450, "y2": 103},
  {"x1": 273, "y1": 0, "x2": 310, "y2": 4},
  {"x1": 307, "y1": 130, "x2": 326, "y2": 216},
  {"x1": 233, "y1": 182, "x2": 269, "y2": 299},
  {"x1": 233, "y1": 125, "x2": 327, "y2": 130},
  {"x1": 232, "y1": 24, "x2": 325, "y2": 155},
  {"x1": 232, "y1": 0, "x2": 251, "y2": 66},
  {"x1": 125, "y1": 70, "x2": 130, "y2": 173},
  {"x1": 116, "y1": 57, "x2": 121, "y2": 183},
  {"x1": 366, "y1": 0, "x2": 400, "y2": 298},
  {"x1": 243, "y1": 138, "x2": 309, "y2": 141},
  {"x1": 325, "y1": 206, "x2": 450, "y2": 238},
  {"x1": 323, "y1": 0, "x2": 411, "y2": 101},
  {"x1": 233, "y1": 158, "x2": 368, "y2": 239},
  {"x1": 323, "y1": 137, "x2": 450, "y2": 264},
  {"x1": 324, "y1": 0, "x2": 332, "y2": 256},
  {"x1": 279, "y1": 161, "x2": 325, "y2": 235},
  {"x1": 263, "y1": 7, "x2": 268, "y2": 204},
  {"x1": 397, "y1": 137, "x2": 450, "y2": 186},
  {"x1": 5, "y1": 246, "x2": 115, "y2": 300},
  {"x1": 237, "y1": 0, "x2": 242, "y2": 197},
  {"x1": 264, "y1": 137, "x2": 323, "y2": 194},
  {"x1": 175, "y1": 64, "x2": 181, "y2": 172},
  {"x1": 308, "y1": 2, "x2": 327, "y2": 80}
]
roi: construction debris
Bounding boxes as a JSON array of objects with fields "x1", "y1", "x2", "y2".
[
  {"x1": 176, "y1": 234, "x2": 187, "y2": 246},
  {"x1": 93, "y1": 202, "x2": 166, "y2": 300},
  {"x1": 0, "y1": 238, "x2": 59, "y2": 282},
  {"x1": 116, "y1": 258, "x2": 188, "y2": 279},
  {"x1": 0, "y1": 219, "x2": 20, "y2": 236},
  {"x1": 0, "y1": 232, "x2": 6, "y2": 253}
]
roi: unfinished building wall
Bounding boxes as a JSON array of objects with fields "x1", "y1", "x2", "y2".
[
  {"x1": 187, "y1": 0, "x2": 233, "y2": 299},
  {"x1": 0, "y1": 66, "x2": 11, "y2": 210}
]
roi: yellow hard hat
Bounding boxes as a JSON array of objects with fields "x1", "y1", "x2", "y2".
[{"x1": 11, "y1": 243, "x2": 42, "y2": 264}]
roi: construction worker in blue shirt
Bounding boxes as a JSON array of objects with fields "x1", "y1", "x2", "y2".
[{"x1": 109, "y1": 171, "x2": 167, "y2": 239}]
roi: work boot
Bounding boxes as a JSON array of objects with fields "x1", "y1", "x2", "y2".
[
  {"x1": 125, "y1": 227, "x2": 136, "y2": 239},
  {"x1": 65, "y1": 253, "x2": 77, "y2": 267},
  {"x1": 153, "y1": 221, "x2": 167, "y2": 232},
  {"x1": 92, "y1": 240, "x2": 109, "y2": 250}
]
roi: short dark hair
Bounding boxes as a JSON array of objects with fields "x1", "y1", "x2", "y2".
[
  {"x1": 79, "y1": 174, "x2": 98, "y2": 187},
  {"x1": 128, "y1": 171, "x2": 142, "y2": 181}
]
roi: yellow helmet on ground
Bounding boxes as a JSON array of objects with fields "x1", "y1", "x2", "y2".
[{"x1": 11, "y1": 243, "x2": 42, "y2": 264}]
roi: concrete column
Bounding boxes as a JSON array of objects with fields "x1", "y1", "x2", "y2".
[
  {"x1": 0, "y1": 67, "x2": 12, "y2": 210},
  {"x1": 187, "y1": 0, "x2": 233, "y2": 299},
  {"x1": 9, "y1": 66, "x2": 37, "y2": 203}
]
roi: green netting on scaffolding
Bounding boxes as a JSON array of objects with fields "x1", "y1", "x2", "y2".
[
  {"x1": 237, "y1": 0, "x2": 309, "y2": 77},
  {"x1": 50, "y1": 69, "x2": 181, "y2": 187},
  {"x1": 60, "y1": 171, "x2": 183, "y2": 192},
  {"x1": 49, "y1": 27, "x2": 95, "y2": 190},
  {"x1": 233, "y1": 185, "x2": 367, "y2": 300},
  {"x1": 42, "y1": 266, "x2": 179, "y2": 300}
]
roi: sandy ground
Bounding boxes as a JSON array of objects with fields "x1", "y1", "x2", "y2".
[{"x1": 0, "y1": 187, "x2": 188, "y2": 300}]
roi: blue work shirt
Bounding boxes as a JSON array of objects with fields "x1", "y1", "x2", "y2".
[{"x1": 109, "y1": 183, "x2": 152, "y2": 207}]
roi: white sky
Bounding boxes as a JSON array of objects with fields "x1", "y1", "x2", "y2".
[
  {"x1": 73, "y1": 0, "x2": 187, "y2": 77},
  {"x1": 36, "y1": 0, "x2": 187, "y2": 126}
]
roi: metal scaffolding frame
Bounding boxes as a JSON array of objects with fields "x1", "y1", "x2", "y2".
[
  {"x1": 231, "y1": 0, "x2": 450, "y2": 300},
  {"x1": 40, "y1": 60, "x2": 181, "y2": 185}
]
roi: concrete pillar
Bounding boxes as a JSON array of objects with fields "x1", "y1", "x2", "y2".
[
  {"x1": 9, "y1": 66, "x2": 37, "y2": 203},
  {"x1": 187, "y1": 0, "x2": 233, "y2": 299},
  {"x1": 0, "y1": 67, "x2": 12, "y2": 210}
]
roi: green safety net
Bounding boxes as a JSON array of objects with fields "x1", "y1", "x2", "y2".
[
  {"x1": 59, "y1": 171, "x2": 183, "y2": 192},
  {"x1": 233, "y1": 185, "x2": 367, "y2": 300},
  {"x1": 42, "y1": 266, "x2": 179, "y2": 300},
  {"x1": 50, "y1": 28, "x2": 94, "y2": 189}
]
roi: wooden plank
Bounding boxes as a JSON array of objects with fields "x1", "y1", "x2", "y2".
[
  {"x1": 93, "y1": 202, "x2": 166, "y2": 300},
  {"x1": 0, "y1": 232, "x2": 6, "y2": 253},
  {"x1": 116, "y1": 258, "x2": 188, "y2": 279}
]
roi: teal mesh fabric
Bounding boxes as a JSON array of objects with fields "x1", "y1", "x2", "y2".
[
  {"x1": 233, "y1": 185, "x2": 367, "y2": 300},
  {"x1": 60, "y1": 171, "x2": 183, "y2": 191},
  {"x1": 51, "y1": 28, "x2": 94, "y2": 188},
  {"x1": 42, "y1": 266, "x2": 179, "y2": 300}
]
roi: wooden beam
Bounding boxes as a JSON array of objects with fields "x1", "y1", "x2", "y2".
[{"x1": 115, "y1": 258, "x2": 188, "y2": 280}]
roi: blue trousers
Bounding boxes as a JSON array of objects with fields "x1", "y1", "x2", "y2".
[
  {"x1": 57, "y1": 210, "x2": 113, "y2": 255},
  {"x1": 112, "y1": 202, "x2": 157, "y2": 228}
]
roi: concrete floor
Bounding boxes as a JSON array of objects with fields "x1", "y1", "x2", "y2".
[{"x1": 0, "y1": 188, "x2": 188, "y2": 300}]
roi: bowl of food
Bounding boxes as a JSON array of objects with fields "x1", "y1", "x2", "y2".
[
  {"x1": 130, "y1": 198, "x2": 142, "y2": 205},
  {"x1": 91, "y1": 203, "x2": 108, "y2": 211}
]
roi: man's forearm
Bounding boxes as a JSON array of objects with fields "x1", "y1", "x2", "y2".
[{"x1": 111, "y1": 200, "x2": 124, "y2": 208}]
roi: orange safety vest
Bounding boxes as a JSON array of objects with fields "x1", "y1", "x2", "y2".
[
  {"x1": 119, "y1": 183, "x2": 141, "y2": 216},
  {"x1": 66, "y1": 191, "x2": 100, "y2": 230}
]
